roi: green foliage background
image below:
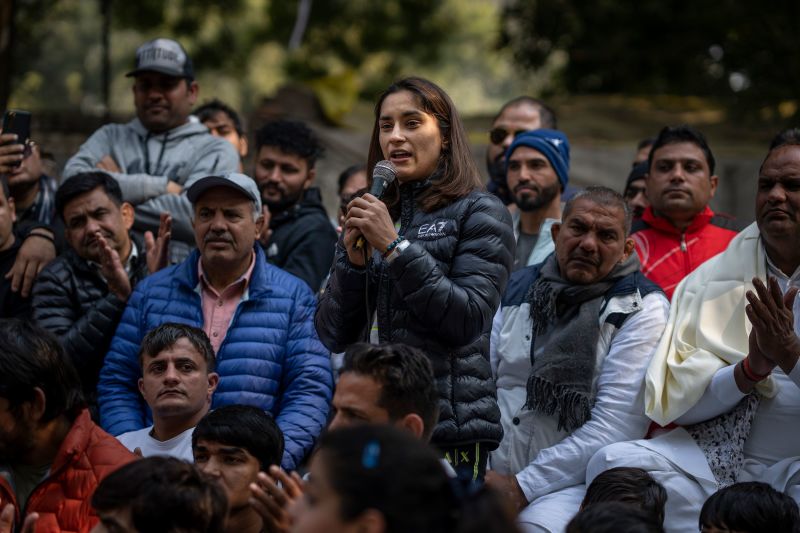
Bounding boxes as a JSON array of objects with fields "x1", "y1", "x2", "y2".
[{"x1": 8, "y1": 0, "x2": 547, "y2": 121}]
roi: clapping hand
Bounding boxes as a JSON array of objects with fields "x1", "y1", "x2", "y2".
[
  {"x1": 145, "y1": 213, "x2": 172, "y2": 274},
  {"x1": 745, "y1": 277, "x2": 800, "y2": 374},
  {"x1": 249, "y1": 466, "x2": 305, "y2": 533},
  {"x1": 96, "y1": 232, "x2": 131, "y2": 301}
]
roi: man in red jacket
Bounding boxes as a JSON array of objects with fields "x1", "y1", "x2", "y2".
[
  {"x1": 632, "y1": 125, "x2": 742, "y2": 299},
  {"x1": 0, "y1": 319, "x2": 135, "y2": 533}
]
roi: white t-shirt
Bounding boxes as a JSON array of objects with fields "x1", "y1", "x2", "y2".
[{"x1": 117, "y1": 426, "x2": 195, "y2": 462}]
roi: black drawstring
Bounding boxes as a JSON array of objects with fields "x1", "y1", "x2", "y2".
[
  {"x1": 143, "y1": 132, "x2": 152, "y2": 174},
  {"x1": 154, "y1": 132, "x2": 169, "y2": 175}
]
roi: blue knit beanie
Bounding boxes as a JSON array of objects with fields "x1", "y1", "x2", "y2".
[{"x1": 505, "y1": 129, "x2": 571, "y2": 189}]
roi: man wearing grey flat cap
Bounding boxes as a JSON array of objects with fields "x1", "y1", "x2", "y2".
[
  {"x1": 97, "y1": 172, "x2": 333, "y2": 471},
  {"x1": 64, "y1": 38, "x2": 239, "y2": 262}
]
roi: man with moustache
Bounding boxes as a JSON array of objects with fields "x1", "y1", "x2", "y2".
[
  {"x1": 486, "y1": 97, "x2": 558, "y2": 206},
  {"x1": 487, "y1": 187, "x2": 669, "y2": 532},
  {"x1": 31, "y1": 172, "x2": 166, "y2": 400},
  {"x1": 63, "y1": 38, "x2": 239, "y2": 262},
  {"x1": 97, "y1": 172, "x2": 332, "y2": 471},
  {"x1": 631, "y1": 125, "x2": 741, "y2": 299},
  {"x1": 253, "y1": 120, "x2": 336, "y2": 292},
  {"x1": 504, "y1": 130, "x2": 570, "y2": 271},
  {"x1": 588, "y1": 129, "x2": 800, "y2": 532}
]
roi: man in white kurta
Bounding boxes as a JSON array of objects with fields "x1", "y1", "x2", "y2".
[
  {"x1": 588, "y1": 134, "x2": 800, "y2": 533},
  {"x1": 486, "y1": 187, "x2": 670, "y2": 532}
]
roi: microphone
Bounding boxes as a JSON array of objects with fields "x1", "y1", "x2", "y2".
[{"x1": 354, "y1": 160, "x2": 397, "y2": 250}]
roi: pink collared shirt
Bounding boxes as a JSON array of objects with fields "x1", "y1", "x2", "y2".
[{"x1": 198, "y1": 252, "x2": 256, "y2": 353}]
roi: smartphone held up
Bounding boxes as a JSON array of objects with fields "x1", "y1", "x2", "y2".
[{"x1": 1, "y1": 110, "x2": 32, "y2": 168}]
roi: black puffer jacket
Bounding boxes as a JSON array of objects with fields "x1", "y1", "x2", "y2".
[
  {"x1": 31, "y1": 235, "x2": 149, "y2": 392},
  {"x1": 265, "y1": 187, "x2": 337, "y2": 292},
  {"x1": 316, "y1": 180, "x2": 515, "y2": 449}
]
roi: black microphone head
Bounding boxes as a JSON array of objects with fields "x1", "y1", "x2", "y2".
[
  {"x1": 373, "y1": 160, "x2": 397, "y2": 184},
  {"x1": 369, "y1": 160, "x2": 397, "y2": 198}
]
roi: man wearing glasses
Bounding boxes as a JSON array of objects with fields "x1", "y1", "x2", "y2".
[{"x1": 486, "y1": 96, "x2": 558, "y2": 206}]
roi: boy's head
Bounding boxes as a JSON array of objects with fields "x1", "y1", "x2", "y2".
[
  {"x1": 700, "y1": 482, "x2": 799, "y2": 533},
  {"x1": 192, "y1": 405, "x2": 284, "y2": 512},
  {"x1": 582, "y1": 467, "x2": 667, "y2": 525},
  {"x1": 567, "y1": 502, "x2": 664, "y2": 533},
  {"x1": 92, "y1": 456, "x2": 227, "y2": 533},
  {"x1": 195, "y1": 99, "x2": 248, "y2": 158}
]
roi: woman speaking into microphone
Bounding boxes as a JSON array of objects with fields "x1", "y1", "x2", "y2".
[{"x1": 316, "y1": 77, "x2": 514, "y2": 481}]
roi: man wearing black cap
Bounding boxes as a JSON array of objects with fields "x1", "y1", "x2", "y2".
[
  {"x1": 623, "y1": 161, "x2": 649, "y2": 219},
  {"x1": 97, "y1": 172, "x2": 333, "y2": 472},
  {"x1": 63, "y1": 38, "x2": 239, "y2": 262}
]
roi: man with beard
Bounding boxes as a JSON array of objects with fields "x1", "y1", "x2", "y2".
[
  {"x1": 632, "y1": 125, "x2": 741, "y2": 299},
  {"x1": 63, "y1": 38, "x2": 239, "y2": 262},
  {"x1": 486, "y1": 97, "x2": 557, "y2": 206},
  {"x1": 505, "y1": 130, "x2": 570, "y2": 271},
  {"x1": 486, "y1": 187, "x2": 669, "y2": 532},
  {"x1": 0, "y1": 319, "x2": 134, "y2": 532},
  {"x1": 254, "y1": 120, "x2": 336, "y2": 292},
  {"x1": 97, "y1": 172, "x2": 332, "y2": 471}
]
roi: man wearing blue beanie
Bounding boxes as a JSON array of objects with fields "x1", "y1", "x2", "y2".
[{"x1": 504, "y1": 129, "x2": 571, "y2": 270}]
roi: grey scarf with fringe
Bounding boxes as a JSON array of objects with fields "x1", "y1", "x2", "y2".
[{"x1": 525, "y1": 253, "x2": 641, "y2": 432}]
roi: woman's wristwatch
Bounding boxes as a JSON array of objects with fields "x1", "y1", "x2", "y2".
[{"x1": 384, "y1": 239, "x2": 410, "y2": 264}]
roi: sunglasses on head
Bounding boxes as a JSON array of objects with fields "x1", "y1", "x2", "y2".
[{"x1": 489, "y1": 127, "x2": 527, "y2": 145}]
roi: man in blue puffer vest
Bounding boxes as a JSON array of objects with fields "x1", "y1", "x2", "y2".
[{"x1": 97, "y1": 172, "x2": 332, "y2": 470}]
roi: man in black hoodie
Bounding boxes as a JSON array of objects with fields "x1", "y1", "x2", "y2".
[{"x1": 254, "y1": 120, "x2": 336, "y2": 292}]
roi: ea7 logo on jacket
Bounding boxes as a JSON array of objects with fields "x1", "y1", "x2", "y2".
[{"x1": 416, "y1": 220, "x2": 455, "y2": 240}]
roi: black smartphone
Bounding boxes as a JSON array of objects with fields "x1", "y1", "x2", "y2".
[{"x1": 1, "y1": 110, "x2": 32, "y2": 167}]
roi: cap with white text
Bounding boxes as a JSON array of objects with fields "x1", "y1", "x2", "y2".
[{"x1": 126, "y1": 38, "x2": 195, "y2": 79}]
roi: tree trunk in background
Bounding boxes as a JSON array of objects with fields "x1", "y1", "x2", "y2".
[{"x1": 0, "y1": 0, "x2": 15, "y2": 113}]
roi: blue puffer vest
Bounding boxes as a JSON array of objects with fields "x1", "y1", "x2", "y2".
[{"x1": 98, "y1": 245, "x2": 332, "y2": 470}]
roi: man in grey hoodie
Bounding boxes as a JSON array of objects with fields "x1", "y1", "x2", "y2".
[{"x1": 63, "y1": 38, "x2": 239, "y2": 261}]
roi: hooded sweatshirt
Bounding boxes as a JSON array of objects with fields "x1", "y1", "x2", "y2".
[{"x1": 63, "y1": 118, "x2": 240, "y2": 255}]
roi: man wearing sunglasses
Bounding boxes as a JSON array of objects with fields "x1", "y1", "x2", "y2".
[{"x1": 486, "y1": 96, "x2": 557, "y2": 206}]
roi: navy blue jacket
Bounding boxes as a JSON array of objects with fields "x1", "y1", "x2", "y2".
[{"x1": 98, "y1": 245, "x2": 332, "y2": 470}]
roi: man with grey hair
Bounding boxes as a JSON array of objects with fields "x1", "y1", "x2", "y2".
[
  {"x1": 486, "y1": 186, "x2": 670, "y2": 532},
  {"x1": 97, "y1": 172, "x2": 333, "y2": 471}
]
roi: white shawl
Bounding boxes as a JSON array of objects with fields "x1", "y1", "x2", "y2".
[{"x1": 645, "y1": 222, "x2": 777, "y2": 425}]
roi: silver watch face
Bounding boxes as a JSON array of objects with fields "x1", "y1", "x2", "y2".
[{"x1": 396, "y1": 240, "x2": 411, "y2": 253}]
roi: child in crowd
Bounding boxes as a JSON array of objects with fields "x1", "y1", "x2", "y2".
[
  {"x1": 581, "y1": 467, "x2": 667, "y2": 526},
  {"x1": 567, "y1": 502, "x2": 664, "y2": 533}
]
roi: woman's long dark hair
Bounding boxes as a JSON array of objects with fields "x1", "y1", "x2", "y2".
[{"x1": 366, "y1": 77, "x2": 482, "y2": 215}]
